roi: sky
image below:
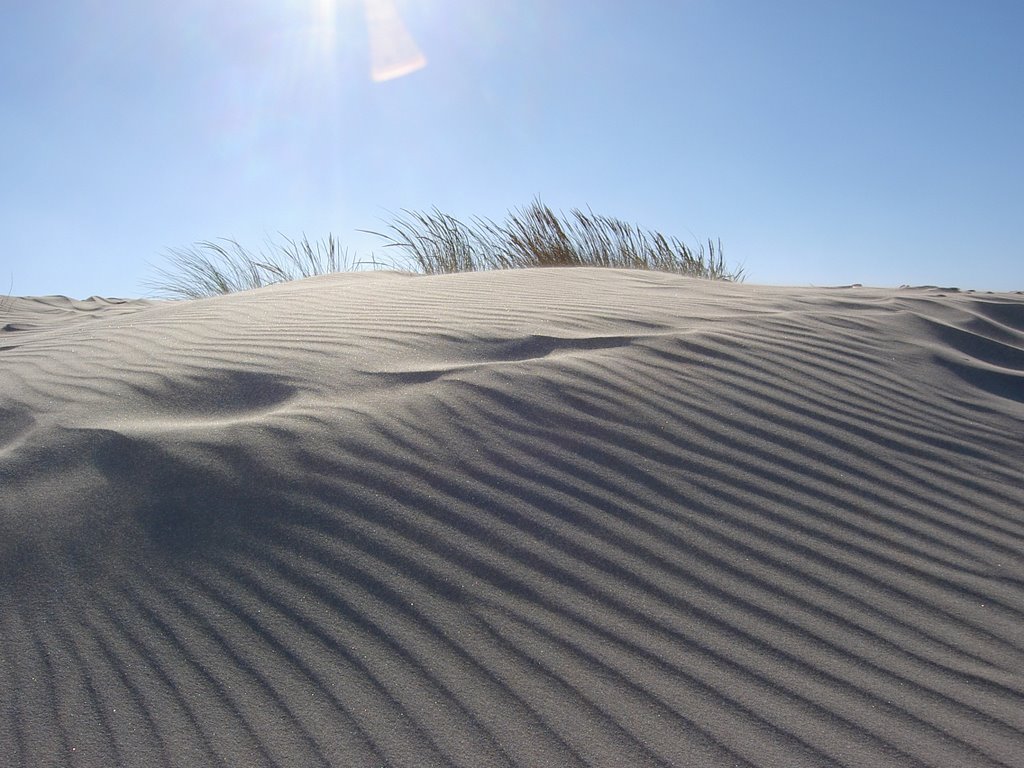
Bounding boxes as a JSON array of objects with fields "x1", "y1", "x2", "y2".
[{"x1": 2, "y1": 0, "x2": 1022, "y2": 298}]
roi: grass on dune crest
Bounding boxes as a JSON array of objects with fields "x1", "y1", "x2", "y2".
[
  {"x1": 149, "y1": 200, "x2": 743, "y2": 299},
  {"x1": 147, "y1": 235, "x2": 354, "y2": 300},
  {"x1": 365, "y1": 200, "x2": 742, "y2": 281},
  {"x1": 0, "y1": 274, "x2": 13, "y2": 314}
]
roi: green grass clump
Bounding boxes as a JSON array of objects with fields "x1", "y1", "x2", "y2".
[
  {"x1": 367, "y1": 200, "x2": 742, "y2": 280},
  {"x1": 149, "y1": 201, "x2": 741, "y2": 299}
]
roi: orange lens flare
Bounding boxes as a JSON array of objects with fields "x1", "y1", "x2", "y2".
[{"x1": 363, "y1": 0, "x2": 427, "y2": 82}]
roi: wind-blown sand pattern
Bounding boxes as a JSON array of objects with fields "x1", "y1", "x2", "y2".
[{"x1": 1, "y1": 269, "x2": 1022, "y2": 767}]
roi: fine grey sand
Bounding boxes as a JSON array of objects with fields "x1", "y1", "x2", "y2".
[{"x1": 1, "y1": 268, "x2": 1022, "y2": 767}]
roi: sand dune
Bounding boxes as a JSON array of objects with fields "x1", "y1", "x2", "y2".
[{"x1": 1, "y1": 268, "x2": 1022, "y2": 767}]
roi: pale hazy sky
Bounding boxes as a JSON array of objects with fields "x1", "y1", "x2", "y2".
[{"x1": 3, "y1": 0, "x2": 1022, "y2": 297}]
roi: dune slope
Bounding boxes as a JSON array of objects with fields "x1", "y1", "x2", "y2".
[{"x1": 1, "y1": 269, "x2": 1023, "y2": 768}]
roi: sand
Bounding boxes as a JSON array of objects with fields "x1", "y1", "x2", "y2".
[{"x1": 1, "y1": 268, "x2": 1022, "y2": 767}]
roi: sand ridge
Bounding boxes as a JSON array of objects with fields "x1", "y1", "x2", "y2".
[{"x1": 1, "y1": 268, "x2": 1022, "y2": 767}]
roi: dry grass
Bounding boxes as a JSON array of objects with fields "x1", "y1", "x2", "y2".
[
  {"x1": 149, "y1": 201, "x2": 742, "y2": 298},
  {"x1": 147, "y1": 235, "x2": 354, "y2": 300},
  {"x1": 364, "y1": 200, "x2": 742, "y2": 280},
  {"x1": 0, "y1": 275, "x2": 12, "y2": 315}
]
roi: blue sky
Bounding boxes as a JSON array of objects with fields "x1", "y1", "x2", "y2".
[{"x1": 2, "y1": 0, "x2": 1022, "y2": 297}]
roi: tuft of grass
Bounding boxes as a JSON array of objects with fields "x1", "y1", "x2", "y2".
[
  {"x1": 0, "y1": 274, "x2": 12, "y2": 315},
  {"x1": 363, "y1": 199, "x2": 743, "y2": 280},
  {"x1": 150, "y1": 201, "x2": 741, "y2": 299},
  {"x1": 146, "y1": 234, "x2": 354, "y2": 300}
]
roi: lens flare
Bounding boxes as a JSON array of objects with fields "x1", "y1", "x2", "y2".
[{"x1": 363, "y1": 0, "x2": 427, "y2": 82}]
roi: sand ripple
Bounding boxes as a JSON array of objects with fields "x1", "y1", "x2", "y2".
[{"x1": 1, "y1": 270, "x2": 1022, "y2": 767}]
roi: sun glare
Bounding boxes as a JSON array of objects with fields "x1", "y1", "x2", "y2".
[
  {"x1": 307, "y1": 0, "x2": 340, "y2": 59},
  {"x1": 301, "y1": 0, "x2": 426, "y2": 82}
]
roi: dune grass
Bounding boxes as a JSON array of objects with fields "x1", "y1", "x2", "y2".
[
  {"x1": 149, "y1": 201, "x2": 742, "y2": 299},
  {"x1": 147, "y1": 235, "x2": 354, "y2": 300},
  {"x1": 0, "y1": 275, "x2": 12, "y2": 314},
  {"x1": 365, "y1": 200, "x2": 742, "y2": 280}
]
